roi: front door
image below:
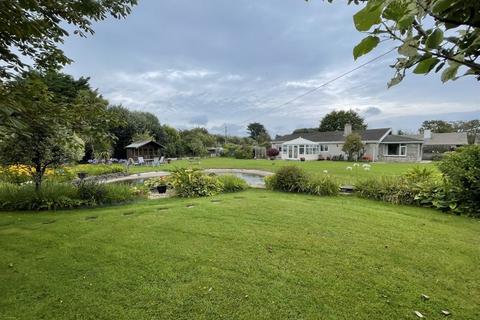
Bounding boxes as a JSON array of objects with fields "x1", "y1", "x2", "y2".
[
  {"x1": 293, "y1": 146, "x2": 298, "y2": 159},
  {"x1": 288, "y1": 146, "x2": 293, "y2": 158}
]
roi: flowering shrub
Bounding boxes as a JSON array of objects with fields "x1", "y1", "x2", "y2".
[
  {"x1": 169, "y1": 168, "x2": 223, "y2": 198},
  {"x1": 144, "y1": 176, "x2": 169, "y2": 189},
  {"x1": 266, "y1": 148, "x2": 280, "y2": 158}
]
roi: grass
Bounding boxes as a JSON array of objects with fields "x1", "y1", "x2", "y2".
[
  {"x1": 1, "y1": 190, "x2": 479, "y2": 319},
  {"x1": 125, "y1": 158, "x2": 437, "y2": 184}
]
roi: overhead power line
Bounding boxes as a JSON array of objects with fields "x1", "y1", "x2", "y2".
[{"x1": 238, "y1": 47, "x2": 397, "y2": 125}]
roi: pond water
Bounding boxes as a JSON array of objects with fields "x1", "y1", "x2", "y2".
[
  {"x1": 218, "y1": 172, "x2": 266, "y2": 188},
  {"x1": 113, "y1": 172, "x2": 266, "y2": 188}
]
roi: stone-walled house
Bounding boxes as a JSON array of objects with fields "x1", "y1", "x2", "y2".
[{"x1": 271, "y1": 124, "x2": 423, "y2": 162}]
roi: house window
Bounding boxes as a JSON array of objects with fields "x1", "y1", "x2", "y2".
[
  {"x1": 299, "y1": 145, "x2": 305, "y2": 155},
  {"x1": 387, "y1": 144, "x2": 407, "y2": 156},
  {"x1": 324, "y1": 145, "x2": 329, "y2": 152},
  {"x1": 282, "y1": 147, "x2": 287, "y2": 154}
]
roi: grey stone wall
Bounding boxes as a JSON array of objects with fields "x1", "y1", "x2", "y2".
[{"x1": 378, "y1": 143, "x2": 421, "y2": 162}]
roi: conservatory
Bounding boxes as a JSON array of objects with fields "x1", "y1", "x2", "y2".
[{"x1": 280, "y1": 137, "x2": 320, "y2": 160}]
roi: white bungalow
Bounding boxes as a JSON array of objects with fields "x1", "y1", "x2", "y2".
[{"x1": 271, "y1": 124, "x2": 424, "y2": 162}]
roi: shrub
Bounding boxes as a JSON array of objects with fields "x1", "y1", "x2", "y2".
[
  {"x1": 234, "y1": 145, "x2": 253, "y2": 159},
  {"x1": 169, "y1": 168, "x2": 223, "y2": 197},
  {"x1": 0, "y1": 182, "x2": 81, "y2": 211},
  {"x1": 266, "y1": 148, "x2": 280, "y2": 158},
  {"x1": 437, "y1": 145, "x2": 480, "y2": 216},
  {"x1": 267, "y1": 166, "x2": 308, "y2": 192},
  {"x1": 217, "y1": 175, "x2": 248, "y2": 193},
  {"x1": 0, "y1": 181, "x2": 139, "y2": 211},
  {"x1": 355, "y1": 176, "x2": 419, "y2": 205},
  {"x1": 304, "y1": 175, "x2": 339, "y2": 196},
  {"x1": 77, "y1": 180, "x2": 108, "y2": 204},
  {"x1": 70, "y1": 164, "x2": 126, "y2": 177},
  {"x1": 403, "y1": 166, "x2": 436, "y2": 184},
  {"x1": 144, "y1": 176, "x2": 169, "y2": 189}
]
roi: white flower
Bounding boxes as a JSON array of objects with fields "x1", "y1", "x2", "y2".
[
  {"x1": 353, "y1": 163, "x2": 360, "y2": 167},
  {"x1": 362, "y1": 164, "x2": 371, "y2": 168},
  {"x1": 346, "y1": 166, "x2": 353, "y2": 171},
  {"x1": 364, "y1": 167, "x2": 371, "y2": 171},
  {"x1": 323, "y1": 170, "x2": 328, "y2": 174}
]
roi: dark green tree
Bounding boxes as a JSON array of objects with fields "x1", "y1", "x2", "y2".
[
  {"x1": 0, "y1": 0, "x2": 137, "y2": 80},
  {"x1": 419, "y1": 120, "x2": 455, "y2": 133},
  {"x1": 247, "y1": 123, "x2": 270, "y2": 142},
  {"x1": 319, "y1": 110, "x2": 367, "y2": 132}
]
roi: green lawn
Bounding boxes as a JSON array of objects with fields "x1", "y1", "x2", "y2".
[
  {"x1": 1, "y1": 190, "x2": 478, "y2": 319},
  {"x1": 126, "y1": 158, "x2": 437, "y2": 184}
]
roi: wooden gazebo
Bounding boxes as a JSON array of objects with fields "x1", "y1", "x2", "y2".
[{"x1": 125, "y1": 140, "x2": 165, "y2": 161}]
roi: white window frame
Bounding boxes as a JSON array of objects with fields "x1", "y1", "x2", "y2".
[{"x1": 386, "y1": 144, "x2": 407, "y2": 157}]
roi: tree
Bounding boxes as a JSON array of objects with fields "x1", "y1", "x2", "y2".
[
  {"x1": 247, "y1": 123, "x2": 269, "y2": 141},
  {"x1": 0, "y1": 72, "x2": 113, "y2": 189},
  {"x1": 342, "y1": 133, "x2": 365, "y2": 161},
  {"x1": 0, "y1": 0, "x2": 137, "y2": 80},
  {"x1": 326, "y1": 0, "x2": 480, "y2": 85},
  {"x1": 132, "y1": 131, "x2": 155, "y2": 143},
  {"x1": 319, "y1": 110, "x2": 367, "y2": 132},
  {"x1": 292, "y1": 128, "x2": 318, "y2": 134},
  {"x1": 0, "y1": 74, "x2": 81, "y2": 189},
  {"x1": 452, "y1": 120, "x2": 480, "y2": 144},
  {"x1": 107, "y1": 107, "x2": 165, "y2": 159},
  {"x1": 419, "y1": 120, "x2": 455, "y2": 133}
]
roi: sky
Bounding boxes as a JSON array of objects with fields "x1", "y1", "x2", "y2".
[{"x1": 62, "y1": 0, "x2": 479, "y2": 137}]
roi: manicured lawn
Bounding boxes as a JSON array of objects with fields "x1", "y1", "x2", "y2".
[
  {"x1": 127, "y1": 158, "x2": 437, "y2": 184},
  {"x1": 1, "y1": 190, "x2": 478, "y2": 319}
]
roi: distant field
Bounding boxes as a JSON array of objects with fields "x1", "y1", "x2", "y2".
[
  {"x1": 127, "y1": 158, "x2": 438, "y2": 184},
  {"x1": 1, "y1": 190, "x2": 478, "y2": 319}
]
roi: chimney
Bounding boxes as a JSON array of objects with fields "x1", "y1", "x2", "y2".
[
  {"x1": 424, "y1": 129, "x2": 432, "y2": 140},
  {"x1": 344, "y1": 123, "x2": 352, "y2": 136}
]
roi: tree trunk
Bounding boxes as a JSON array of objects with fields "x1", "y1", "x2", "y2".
[{"x1": 34, "y1": 165, "x2": 44, "y2": 192}]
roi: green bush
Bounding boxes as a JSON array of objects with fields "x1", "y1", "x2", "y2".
[
  {"x1": 70, "y1": 164, "x2": 126, "y2": 177},
  {"x1": 267, "y1": 166, "x2": 308, "y2": 192},
  {"x1": 217, "y1": 175, "x2": 248, "y2": 193},
  {"x1": 0, "y1": 182, "x2": 81, "y2": 211},
  {"x1": 234, "y1": 145, "x2": 253, "y2": 159},
  {"x1": 355, "y1": 176, "x2": 419, "y2": 205},
  {"x1": 144, "y1": 176, "x2": 169, "y2": 189},
  {"x1": 304, "y1": 175, "x2": 339, "y2": 196},
  {"x1": 169, "y1": 168, "x2": 223, "y2": 198},
  {"x1": 0, "y1": 181, "x2": 139, "y2": 211},
  {"x1": 77, "y1": 180, "x2": 108, "y2": 204},
  {"x1": 437, "y1": 145, "x2": 480, "y2": 216},
  {"x1": 403, "y1": 166, "x2": 436, "y2": 184}
]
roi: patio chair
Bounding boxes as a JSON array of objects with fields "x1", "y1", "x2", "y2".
[
  {"x1": 152, "y1": 157, "x2": 161, "y2": 166},
  {"x1": 137, "y1": 157, "x2": 145, "y2": 166}
]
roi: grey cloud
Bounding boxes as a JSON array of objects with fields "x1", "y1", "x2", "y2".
[
  {"x1": 363, "y1": 107, "x2": 382, "y2": 117},
  {"x1": 189, "y1": 115, "x2": 209, "y2": 126},
  {"x1": 61, "y1": 1, "x2": 478, "y2": 137}
]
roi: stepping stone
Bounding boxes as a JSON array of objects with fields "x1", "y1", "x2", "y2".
[
  {"x1": 211, "y1": 200, "x2": 221, "y2": 203},
  {"x1": 42, "y1": 220, "x2": 56, "y2": 225},
  {"x1": 85, "y1": 216, "x2": 97, "y2": 221},
  {"x1": 186, "y1": 204, "x2": 195, "y2": 209},
  {"x1": 156, "y1": 207, "x2": 170, "y2": 211},
  {"x1": 123, "y1": 212, "x2": 134, "y2": 216},
  {"x1": 414, "y1": 311, "x2": 424, "y2": 318},
  {"x1": 441, "y1": 310, "x2": 451, "y2": 316}
]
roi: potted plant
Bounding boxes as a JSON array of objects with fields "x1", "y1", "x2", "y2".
[
  {"x1": 300, "y1": 157, "x2": 305, "y2": 162},
  {"x1": 144, "y1": 176, "x2": 169, "y2": 194}
]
